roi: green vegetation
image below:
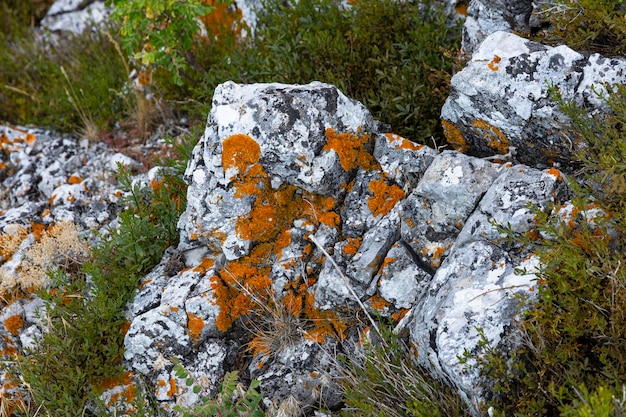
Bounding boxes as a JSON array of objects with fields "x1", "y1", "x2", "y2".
[
  {"x1": 0, "y1": 7, "x2": 136, "y2": 137},
  {"x1": 173, "y1": 362, "x2": 265, "y2": 417},
  {"x1": 105, "y1": 0, "x2": 217, "y2": 86},
  {"x1": 3, "y1": 0, "x2": 626, "y2": 416},
  {"x1": 532, "y1": 0, "x2": 626, "y2": 55},
  {"x1": 9, "y1": 131, "x2": 196, "y2": 415},
  {"x1": 477, "y1": 85, "x2": 626, "y2": 416},
  {"x1": 0, "y1": 0, "x2": 461, "y2": 145},
  {"x1": 340, "y1": 323, "x2": 471, "y2": 417}
]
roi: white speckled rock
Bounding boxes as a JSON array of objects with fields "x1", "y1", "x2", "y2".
[
  {"x1": 442, "y1": 31, "x2": 626, "y2": 169},
  {"x1": 408, "y1": 163, "x2": 569, "y2": 412},
  {"x1": 41, "y1": 0, "x2": 111, "y2": 34},
  {"x1": 462, "y1": 0, "x2": 532, "y2": 54}
]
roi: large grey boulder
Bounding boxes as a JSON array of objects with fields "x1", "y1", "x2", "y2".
[
  {"x1": 441, "y1": 31, "x2": 626, "y2": 170},
  {"x1": 409, "y1": 164, "x2": 568, "y2": 411}
]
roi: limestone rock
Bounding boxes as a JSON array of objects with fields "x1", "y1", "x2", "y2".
[
  {"x1": 41, "y1": 0, "x2": 111, "y2": 34},
  {"x1": 408, "y1": 164, "x2": 569, "y2": 410},
  {"x1": 462, "y1": 0, "x2": 533, "y2": 54},
  {"x1": 441, "y1": 31, "x2": 626, "y2": 169}
]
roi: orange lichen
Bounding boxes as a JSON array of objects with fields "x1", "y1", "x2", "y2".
[
  {"x1": 166, "y1": 378, "x2": 178, "y2": 397},
  {"x1": 546, "y1": 167, "x2": 563, "y2": 180},
  {"x1": 67, "y1": 175, "x2": 83, "y2": 184},
  {"x1": 455, "y1": 0, "x2": 469, "y2": 16},
  {"x1": 487, "y1": 55, "x2": 501, "y2": 71},
  {"x1": 384, "y1": 133, "x2": 423, "y2": 151},
  {"x1": 343, "y1": 237, "x2": 362, "y2": 256},
  {"x1": 442, "y1": 120, "x2": 468, "y2": 153},
  {"x1": 367, "y1": 177, "x2": 405, "y2": 217},
  {"x1": 369, "y1": 294, "x2": 390, "y2": 310},
  {"x1": 392, "y1": 308, "x2": 409, "y2": 321},
  {"x1": 4, "y1": 315, "x2": 22, "y2": 336},
  {"x1": 222, "y1": 133, "x2": 261, "y2": 178},
  {"x1": 98, "y1": 371, "x2": 133, "y2": 392},
  {"x1": 193, "y1": 257, "x2": 215, "y2": 274},
  {"x1": 157, "y1": 379, "x2": 166, "y2": 387},
  {"x1": 187, "y1": 313, "x2": 205, "y2": 342},
  {"x1": 120, "y1": 321, "x2": 131, "y2": 337},
  {"x1": 323, "y1": 128, "x2": 376, "y2": 172},
  {"x1": 471, "y1": 120, "x2": 509, "y2": 155}
]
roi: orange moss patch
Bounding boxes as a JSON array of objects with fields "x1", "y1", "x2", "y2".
[
  {"x1": 487, "y1": 55, "x2": 501, "y2": 71},
  {"x1": 471, "y1": 120, "x2": 509, "y2": 155},
  {"x1": 442, "y1": 120, "x2": 468, "y2": 153},
  {"x1": 368, "y1": 177, "x2": 405, "y2": 217},
  {"x1": 187, "y1": 313, "x2": 205, "y2": 341},
  {"x1": 3, "y1": 315, "x2": 22, "y2": 336},
  {"x1": 323, "y1": 128, "x2": 376, "y2": 172}
]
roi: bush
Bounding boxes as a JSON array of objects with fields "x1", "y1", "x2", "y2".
[
  {"x1": 479, "y1": 85, "x2": 626, "y2": 416},
  {"x1": 0, "y1": 26, "x2": 135, "y2": 138},
  {"x1": 142, "y1": 0, "x2": 461, "y2": 146},
  {"x1": 340, "y1": 322, "x2": 471, "y2": 417},
  {"x1": 532, "y1": 0, "x2": 626, "y2": 55},
  {"x1": 105, "y1": 0, "x2": 217, "y2": 86},
  {"x1": 10, "y1": 129, "x2": 197, "y2": 415}
]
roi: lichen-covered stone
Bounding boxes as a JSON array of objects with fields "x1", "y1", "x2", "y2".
[
  {"x1": 41, "y1": 0, "x2": 111, "y2": 34},
  {"x1": 442, "y1": 31, "x2": 626, "y2": 169},
  {"x1": 408, "y1": 164, "x2": 569, "y2": 411},
  {"x1": 462, "y1": 0, "x2": 533, "y2": 54}
]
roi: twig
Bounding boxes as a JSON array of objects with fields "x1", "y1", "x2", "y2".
[{"x1": 307, "y1": 234, "x2": 383, "y2": 342}]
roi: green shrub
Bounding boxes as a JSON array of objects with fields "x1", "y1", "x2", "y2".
[
  {"x1": 0, "y1": 26, "x2": 135, "y2": 137},
  {"x1": 172, "y1": 362, "x2": 265, "y2": 417},
  {"x1": 340, "y1": 322, "x2": 471, "y2": 417},
  {"x1": 10, "y1": 130, "x2": 197, "y2": 416},
  {"x1": 0, "y1": 0, "x2": 54, "y2": 34},
  {"x1": 533, "y1": 0, "x2": 626, "y2": 55},
  {"x1": 105, "y1": 0, "x2": 219, "y2": 86},
  {"x1": 138, "y1": 0, "x2": 461, "y2": 146},
  {"x1": 479, "y1": 85, "x2": 626, "y2": 416},
  {"x1": 560, "y1": 385, "x2": 626, "y2": 417}
]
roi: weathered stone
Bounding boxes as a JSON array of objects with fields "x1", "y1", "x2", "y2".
[
  {"x1": 408, "y1": 164, "x2": 568, "y2": 410},
  {"x1": 399, "y1": 150, "x2": 505, "y2": 271},
  {"x1": 442, "y1": 31, "x2": 626, "y2": 169},
  {"x1": 250, "y1": 339, "x2": 343, "y2": 411},
  {"x1": 41, "y1": 0, "x2": 111, "y2": 34},
  {"x1": 462, "y1": 0, "x2": 533, "y2": 54}
]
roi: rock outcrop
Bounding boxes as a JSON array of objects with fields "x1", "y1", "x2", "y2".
[
  {"x1": 442, "y1": 31, "x2": 626, "y2": 170},
  {"x1": 462, "y1": 0, "x2": 532, "y2": 54},
  {"x1": 121, "y1": 81, "x2": 570, "y2": 413},
  {"x1": 2, "y1": 1, "x2": 624, "y2": 415}
]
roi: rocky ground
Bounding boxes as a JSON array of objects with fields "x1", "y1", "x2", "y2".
[{"x1": 1, "y1": 0, "x2": 625, "y2": 416}]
